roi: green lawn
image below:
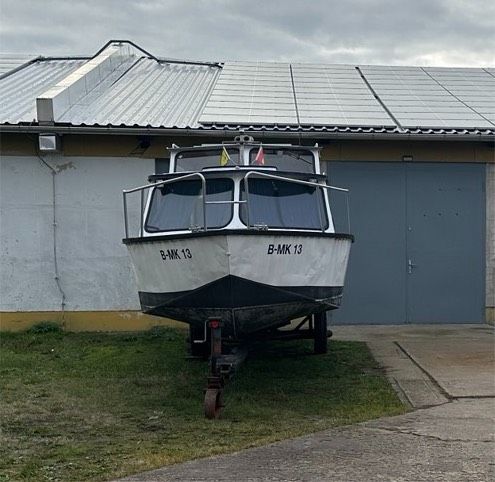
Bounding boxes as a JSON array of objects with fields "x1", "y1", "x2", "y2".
[{"x1": 0, "y1": 326, "x2": 406, "y2": 481}]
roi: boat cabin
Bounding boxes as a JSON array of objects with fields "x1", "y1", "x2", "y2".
[{"x1": 123, "y1": 137, "x2": 348, "y2": 238}]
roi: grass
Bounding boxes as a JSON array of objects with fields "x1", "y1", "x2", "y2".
[{"x1": 0, "y1": 326, "x2": 406, "y2": 481}]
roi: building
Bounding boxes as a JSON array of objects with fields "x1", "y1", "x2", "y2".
[{"x1": 0, "y1": 40, "x2": 493, "y2": 331}]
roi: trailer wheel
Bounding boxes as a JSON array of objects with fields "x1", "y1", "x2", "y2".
[
  {"x1": 204, "y1": 388, "x2": 223, "y2": 419},
  {"x1": 313, "y1": 312, "x2": 328, "y2": 354}
]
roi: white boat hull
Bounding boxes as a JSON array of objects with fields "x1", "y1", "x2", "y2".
[{"x1": 125, "y1": 231, "x2": 352, "y2": 337}]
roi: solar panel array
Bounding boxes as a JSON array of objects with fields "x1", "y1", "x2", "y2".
[
  {"x1": 424, "y1": 67, "x2": 495, "y2": 125},
  {"x1": 292, "y1": 64, "x2": 395, "y2": 126},
  {"x1": 200, "y1": 61, "x2": 298, "y2": 125},
  {"x1": 347, "y1": 66, "x2": 494, "y2": 128},
  {"x1": 201, "y1": 62, "x2": 495, "y2": 129}
]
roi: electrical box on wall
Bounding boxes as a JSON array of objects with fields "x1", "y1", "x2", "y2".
[{"x1": 38, "y1": 134, "x2": 61, "y2": 152}]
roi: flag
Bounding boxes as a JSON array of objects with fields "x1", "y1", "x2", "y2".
[
  {"x1": 219, "y1": 147, "x2": 230, "y2": 166},
  {"x1": 253, "y1": 146, "x2": 265, "y2": 165}
]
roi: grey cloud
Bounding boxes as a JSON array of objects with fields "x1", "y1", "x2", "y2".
[{"x1": 0, "y1": 0, "x2": 493, "y2": 66}]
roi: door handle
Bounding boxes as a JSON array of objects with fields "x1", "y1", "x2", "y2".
[{"x1": 408, "y1": 259, "x2": 417, "y2": 274}]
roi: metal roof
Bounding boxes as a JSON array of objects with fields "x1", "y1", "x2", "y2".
[
  {"x1": 0, "y1": 53, "x2": 38, "y2": 76},
  {"x1": 0, "y1": 41, "x2": 494, "y2": 138},
  {"x1": 0, "y1": 59, "x2": 86, "y2": 124},
  {"x1": 58, "y1": 58, "x2": 220, "y2": 128}
]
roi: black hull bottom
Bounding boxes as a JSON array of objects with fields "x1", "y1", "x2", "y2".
[{"x1": 139, "y1": 275, "x2": 343, "y2": 337}]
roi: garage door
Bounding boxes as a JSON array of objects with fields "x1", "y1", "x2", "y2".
[{"x1": 327, "y1": 162, "x2": 485, "y2": 324}]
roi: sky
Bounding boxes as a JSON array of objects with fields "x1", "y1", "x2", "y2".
[{"x1": 0, "y1": 0, "x2": 494, "y2": 67}]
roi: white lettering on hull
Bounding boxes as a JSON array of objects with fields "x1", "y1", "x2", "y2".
[{"x1": 127, "y1": 234, "x2": 351, "y2": 294}]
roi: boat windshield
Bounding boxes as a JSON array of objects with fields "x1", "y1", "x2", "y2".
[
  {"x1": 240, "y1": 178, "x2": 327, "y2": 230},
  {"x1": 145, "y1": 178, "x2": 234, "y2": 232},
  {"x1": 175, "y1": 148, "x2": 240, "y2": 172},
  {"x1": 249, "y1": 148, "x2": 315, "y2": 173}
]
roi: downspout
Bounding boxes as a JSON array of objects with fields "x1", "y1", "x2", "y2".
[{"x1": 35, "y1": 150, "x2": 67, "y2": 322}]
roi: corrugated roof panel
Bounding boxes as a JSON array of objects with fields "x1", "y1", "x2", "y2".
[
  {"x1": 199, "y1": 61, "x2": 299, "y2": 125},
  {"x1": 203, "y1": 123, "x2": 493, "y2": 136},
  {"x1": 0, "y1": 59, "x2": 86, "y2": 124},
  {"x1": 360, "y1": 65, "x2": 493, "y2": 128},
  {"x1": 0, "y1": 53, "x2": 38, "y2": 76},
  {"x1": 59, "y1": 58, "x2": 219, "y2": 128}
]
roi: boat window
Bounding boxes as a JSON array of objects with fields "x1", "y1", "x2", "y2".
[
  {"x1": 249, "y1": 148, "x2": 315, "y2": 173},
  {"x1": 145, "y1": 178, "x2": 234, "y2": 232},
  {"x1": 240, "y1": 178, "x2": 327, "y2": 230},
  {"x1": 175, "y1": 148, "x2": 240, "y2": 172}
]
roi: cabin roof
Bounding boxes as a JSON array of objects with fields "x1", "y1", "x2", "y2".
[{"x1": 1, "y1": 40, "x2": 494, "y2": 138}]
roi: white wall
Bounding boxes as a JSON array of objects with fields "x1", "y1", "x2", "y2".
[
  {"x1": 1, "y1": 155, "x2": 493, "y2": 315},
  {"x1": 0, "y1": 155, "x2": 154, "y2": 311}
]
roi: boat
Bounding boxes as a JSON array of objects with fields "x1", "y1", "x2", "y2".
[{"x1": 122, "y1": 135, "x2": 353, "y2": 417}]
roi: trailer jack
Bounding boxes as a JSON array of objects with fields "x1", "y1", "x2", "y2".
[{"x1": 204, "y1": 319, "x2": 247, "y2": 419}]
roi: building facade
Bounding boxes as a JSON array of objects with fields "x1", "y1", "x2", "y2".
[{"x1": 0, "y1": 41, "x2": 493, "y2": 330}]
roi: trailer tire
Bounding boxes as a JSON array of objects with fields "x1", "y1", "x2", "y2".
[
  {"x1": 204, "y1": 388, "x2": 224, "y2": 419},
  {"x1": 313, "y1": 312, "x2": 328, "y2": 354}
]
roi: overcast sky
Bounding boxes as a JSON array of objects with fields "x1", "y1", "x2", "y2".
[{"x1": 0, "y1": 0, "x2": 494, "y2": 67}]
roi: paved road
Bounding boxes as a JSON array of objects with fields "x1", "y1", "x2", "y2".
[{"x1": 118, "y1": 324, "x2": 495, "y2": 482}]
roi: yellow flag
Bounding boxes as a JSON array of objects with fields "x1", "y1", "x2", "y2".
[{"x1": 219, "y1": 147, "x2": 230, "y2": 166}]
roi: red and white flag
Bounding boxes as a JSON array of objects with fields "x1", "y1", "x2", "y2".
[{"x1": 253, "y1": 146, "x2": 265, "y2": 165}]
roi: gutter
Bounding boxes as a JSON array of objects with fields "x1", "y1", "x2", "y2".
[{"x1": 0, "y1": 124, "x2": 494, "y2": 142}]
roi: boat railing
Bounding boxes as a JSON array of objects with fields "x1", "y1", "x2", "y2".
[
  {"x1": 123, "y1": 170, "x2": 350, "y2": 238},
  {"x1": 243, "y1": 171, "x2": 351, "y2": 233}
]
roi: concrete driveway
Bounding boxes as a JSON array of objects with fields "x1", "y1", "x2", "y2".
[{"x1": 118, "y1": 324, "x2": 495, "y2": 482}]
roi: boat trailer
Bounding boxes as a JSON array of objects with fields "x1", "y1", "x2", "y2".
[{"x1": 193, "y1": 314, "x2": 331, "y2": 419}]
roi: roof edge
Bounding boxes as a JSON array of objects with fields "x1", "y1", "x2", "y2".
[{"x1": 1, "y1": 123, "x2": 493, "y2": 141}]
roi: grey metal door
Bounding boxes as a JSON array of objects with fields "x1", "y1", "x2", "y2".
[
  {"x1": 405, "y1": 163, "x2": 485, "y2": 323},
  {"x1": 328, "y1": 162, "x2": 407, "y2": 324},
  {"x1": 327, "y1": 161, "x2": 485, "y2": 324}
]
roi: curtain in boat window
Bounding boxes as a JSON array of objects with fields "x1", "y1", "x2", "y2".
[
  {"x1": 145, "y1": 179, "x2": 234, "y2": 232},
  {"x1": 240, "y1": 179, "x2": 327, "y2": 230}
]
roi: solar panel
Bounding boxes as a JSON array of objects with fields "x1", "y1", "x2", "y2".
[
  {"x1": 360, "y1": 66, "x2": 494, "y2": 128},
  {"x1": 291, "y1": 64, "x2": 395, "y2": 126},
  {"x1": 200, "y1": 62, "x2": 494, "y2": 129},
  {"x1": 423, "y1": 68, "x2": 495, "y2": 125},
  {"x1": 199, "y1": 62, "x2": 298, "y2": 125}
]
